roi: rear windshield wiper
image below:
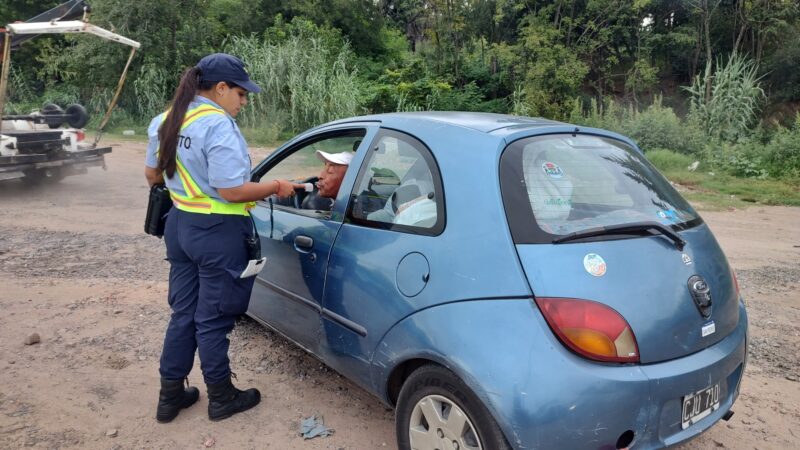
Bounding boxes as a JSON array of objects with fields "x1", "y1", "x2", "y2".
[{"x1": 552, "y1": 221, "x2": 686, "y2": 250}]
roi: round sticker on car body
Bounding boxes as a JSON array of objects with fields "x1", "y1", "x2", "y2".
[
  {"x1": 583, "y1": 253, "x2": 607, "y2": 277},
  {"x1": 541, "y1": 161, "x2": 564, "y2": 178}
]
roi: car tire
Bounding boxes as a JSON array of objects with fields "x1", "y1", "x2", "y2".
[{"x1": 396, "y1": 364, "x2": 511, "y2": 450}]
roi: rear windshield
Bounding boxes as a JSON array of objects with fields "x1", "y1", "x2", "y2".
[{"x1": 500, "y1": 134, "x2": 701, "y2": 243}]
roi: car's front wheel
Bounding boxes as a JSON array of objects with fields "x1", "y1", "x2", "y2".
[{"x1": 396, "y1": 364, "x2": 511, "y2": 450}]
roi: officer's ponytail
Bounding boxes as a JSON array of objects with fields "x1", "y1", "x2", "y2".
[{"x1": 158, "y1": 66, "x2": 214, "y2": 178}]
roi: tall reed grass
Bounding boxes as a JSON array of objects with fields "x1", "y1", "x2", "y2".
[
  {"x1": 685, "y1": 53, "x2": 765, "y2": 142},
  {"x1": 225, "y1": 34, "x2": 363, "y2": 133},
  {"x1": 133, "y1": 64, "x2": 172, "y2": 120}
]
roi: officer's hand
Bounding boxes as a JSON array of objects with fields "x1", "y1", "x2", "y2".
[{"x1": 274, "y1": 179, "x2": 300, "y2": 198}]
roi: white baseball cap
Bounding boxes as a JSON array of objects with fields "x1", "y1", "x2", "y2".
[{"x1": 316, "y1": 150, "x2": 353, "y2": 165}]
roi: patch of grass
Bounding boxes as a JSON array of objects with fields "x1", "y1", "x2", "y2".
[
  {"x1": 646, "y1": 149, "x2": 696, "y2": 172},
  {"x1": 701, "y1": 175, "x2": 800, "y2": 205},
  {"x1": 87, "y1": 129, "x2": 149, "y2": 143},
  {"x1": 661, "y1": 168, "x2": 800, "y2": 209},
  {"x1": 241, "y1": 124, "x2": 282, "y2": 147},
  {"x1": 651, "y1": 146, "x2": 800, "y2": 209},
  {"x1": 682, "y1": 191, "x2": 753, "y2": 211}
]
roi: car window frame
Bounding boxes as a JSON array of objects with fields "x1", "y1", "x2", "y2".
[
  {"x1": 251, "y1": 128, "x2": 367, "y2": 221},
  {"x1": 344, "y1": 127, "x2": 446, "y2": 236}
]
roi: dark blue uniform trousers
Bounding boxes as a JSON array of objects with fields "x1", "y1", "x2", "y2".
[{"x1": 160, "y1": 208, "x2": 256, "y2": 384}]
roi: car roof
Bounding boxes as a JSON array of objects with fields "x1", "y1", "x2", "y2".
[
  {"x1": 321, "y1": 111, "x2": 566, "y2": 134},
  {"x1": 303, "y1": 111, "x2": 639, "y2": 154}
]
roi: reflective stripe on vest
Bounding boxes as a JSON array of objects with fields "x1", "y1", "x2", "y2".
[{"x1": 159, "y1": 105, "x2": 253, "y2": 216}]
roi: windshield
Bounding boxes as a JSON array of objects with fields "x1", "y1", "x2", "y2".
[{"x1": 500, "y1": 134, "x2": 702, "y2": 244}]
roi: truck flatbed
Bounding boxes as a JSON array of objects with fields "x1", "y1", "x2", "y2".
[{"x1": 0, "y1": 145, "x2": 111, "y2": 181}]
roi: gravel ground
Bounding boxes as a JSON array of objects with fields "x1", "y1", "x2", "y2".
[{"x1": 0, "y1": 226, "x2": 166, "y2": 280}]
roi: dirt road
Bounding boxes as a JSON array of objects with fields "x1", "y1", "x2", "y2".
[{"x1": 0, "y1": 140, "x2": 798, "y2": 449}]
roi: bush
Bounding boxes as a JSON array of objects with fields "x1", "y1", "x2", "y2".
[
  {"x1": 568, "y1": 96, "x2": 704, "y2": 155},
  {"x1": 761, "y1": 117, "x2": 800, "y2": 178},
  {"x1": 622, "y1": 97, "x2": 704, "y2": 155},
  {"x1": 704, "y1": 141, "x2": 769, "y2": 179},
  {"x1": 701, "y1": 115, "x2": 800, "y2": 179}
]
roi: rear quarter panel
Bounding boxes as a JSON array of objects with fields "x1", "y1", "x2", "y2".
[{"x1": 371, "y1": 298, "x2": 653, "y2": 450}]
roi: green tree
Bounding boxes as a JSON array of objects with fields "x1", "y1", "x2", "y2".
[
  {"x1": 260, "y1": 0, "x2": 387, "y2": 56},
  {"x1": 519, "y1": 16, "x2": 587, "y2": 117}
]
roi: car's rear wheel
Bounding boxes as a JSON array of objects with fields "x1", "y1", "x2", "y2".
[{"x1": 396, "y1": 364, "x2": 511, "y2": 450}]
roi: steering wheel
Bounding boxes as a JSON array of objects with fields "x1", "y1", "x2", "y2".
[{"x1": 293, "y1": 176, "x2": 319, "y2": 209}]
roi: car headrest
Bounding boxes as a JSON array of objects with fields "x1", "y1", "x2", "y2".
[
  {"x1": 392, "y1": 184, "x2": 422, "y2": 212},
  {"x1": 526, "y1": 155, "x2": 574, "y2": 221}
]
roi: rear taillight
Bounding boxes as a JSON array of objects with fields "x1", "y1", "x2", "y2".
[
  {"x1": 535, "y1": 297, "x2": 640, "y2": 363},
  {"x1": 76, "y1": 130, "x2": 85, "y2": 142}
]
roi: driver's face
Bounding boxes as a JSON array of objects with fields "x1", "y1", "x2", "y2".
[{"x1": 317, "y1": 162, "x2": 348, "y2": 198}]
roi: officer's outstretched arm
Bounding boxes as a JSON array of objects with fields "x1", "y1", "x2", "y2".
[{"x1": 218, "y1": 180, "x2": 302, "y2": 202}]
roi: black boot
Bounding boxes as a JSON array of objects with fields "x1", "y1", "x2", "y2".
[
  {"x1": 156, "y1": 378, "x2": 200, "y2": 423},
  {"x1": 206, "y1": 375, "x2": 261, "y2": 421}
]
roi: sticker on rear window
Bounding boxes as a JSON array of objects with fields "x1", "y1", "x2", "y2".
[
  {"x1": 541, "y1": 161, "x2": 564, "y2": 178},
  {"x1": 657, "y1": 209, "x2": 679, "y2": 221},
  {"x1": 544, "y1": 197, "x2": 572, "y2": 206},
  {"x1": 583, "y1": 253, "x2": 607, "y2": 277}
]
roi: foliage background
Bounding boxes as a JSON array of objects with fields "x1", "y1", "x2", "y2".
[{"x1": 1, "y1": 0, "x2": 799, "y2": 181}]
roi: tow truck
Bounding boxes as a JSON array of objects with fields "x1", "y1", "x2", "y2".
[{"x1": 0, "y1": 0, "x2": 140, "y2": 182}]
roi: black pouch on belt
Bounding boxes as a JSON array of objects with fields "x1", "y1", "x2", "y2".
[
  {"x1": 245, "y1": 214, "x2": 261, "y2": 260},
  {"x1": 144, "y1": 184, "x2": 172, "y2": 238}
]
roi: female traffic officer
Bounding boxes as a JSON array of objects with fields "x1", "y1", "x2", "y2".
[{"x1": 144, "y1": 53, "x2": 298, "y2": 423}]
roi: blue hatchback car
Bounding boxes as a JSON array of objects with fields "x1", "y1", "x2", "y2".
[{"x1": 246, "y1": 112, "x2": 748, "y2": 450}]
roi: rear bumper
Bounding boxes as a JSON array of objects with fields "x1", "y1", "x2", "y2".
[
  {"x1": 502, "y1": 302, "x2": 748, "y2": 450},
  {"x1": 636, "y1": 303, "x2": 747, "y2": 449},
  {"x1": 0, "y1": 147, "x2": 111, "y2": 180}
]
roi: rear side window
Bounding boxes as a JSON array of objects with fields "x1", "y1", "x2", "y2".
[
  {"x1": 500, "y1": 134, "x2": 701, "y2": 243},
  {"x1": 347, "y1": 129, "x2": 445, "y2": 235}
]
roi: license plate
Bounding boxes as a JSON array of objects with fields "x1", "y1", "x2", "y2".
[{"x1": 681, "y1": 383, "x2": 720, "y2": 429}]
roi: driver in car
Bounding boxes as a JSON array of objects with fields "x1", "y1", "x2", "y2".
[{"x1": 299, "y1": 150, "x2": 353, "y2": 211}]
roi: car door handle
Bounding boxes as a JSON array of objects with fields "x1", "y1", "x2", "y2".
[{"x1": 294, "y1": 235, "x2": 313, "y2": 251}]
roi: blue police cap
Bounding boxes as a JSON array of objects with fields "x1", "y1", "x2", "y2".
[{"x1": 197, "y1": 53, "x2": 262, "y2": 94}]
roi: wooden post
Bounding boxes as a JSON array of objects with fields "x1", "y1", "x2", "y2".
[
  {"x1": 92, "y1": 46, "x2": 137, "y2": 147},
  {"x1": 0, "y1": 31, "x2": 13, "y2": 137}
]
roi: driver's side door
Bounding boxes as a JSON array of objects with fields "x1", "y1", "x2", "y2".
[{"x1": 247, "y1": 128, "x2": 369, "y2": 352}]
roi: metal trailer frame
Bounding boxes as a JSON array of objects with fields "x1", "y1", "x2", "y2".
[{"x1": 0, "y1": 10, "x2": 141, "y2": 143}]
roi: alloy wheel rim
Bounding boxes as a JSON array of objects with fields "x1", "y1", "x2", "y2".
[{"x1": 408, "y1": 394, "x2": 482, "y2": 450}]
